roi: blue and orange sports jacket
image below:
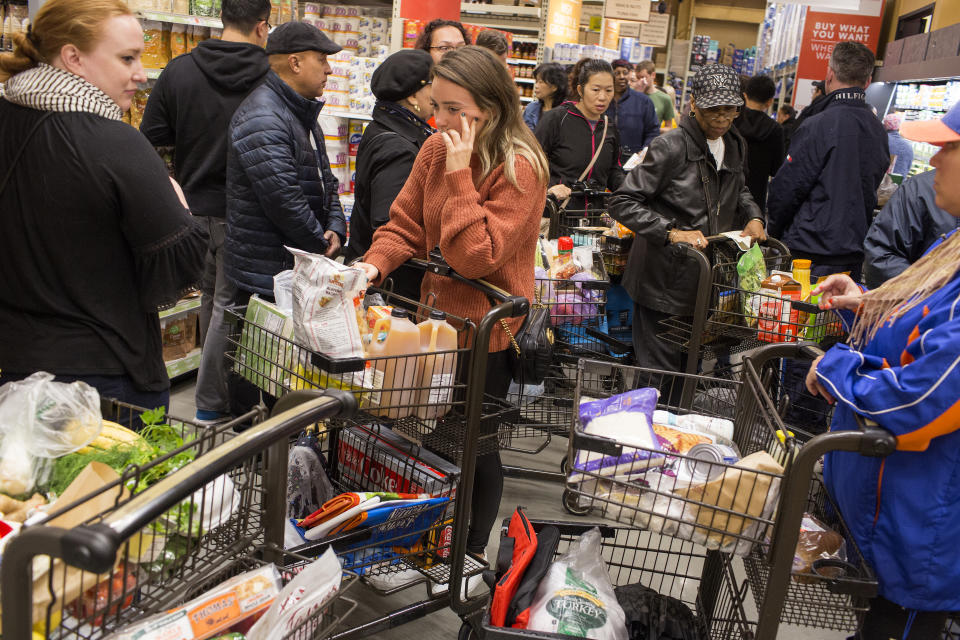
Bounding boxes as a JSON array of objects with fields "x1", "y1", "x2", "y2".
[{"x1": 818, "y1": 235, "x2": 960, "y2": 611}]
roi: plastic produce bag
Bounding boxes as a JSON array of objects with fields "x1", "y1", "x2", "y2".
[
  {"x1": 0, "y1": 372, "x2": 101, "y2": 496},
  {"x1": 736, "y1": 243, "x2": 766, "y2": 328},
  {"x1": 790, "y1": 513, "x2": 846, "y2": 584},
  {"x1": 527, "y1": 527, "x2": 627, "y2": 640},
  {"x1": 273, "y1": 269, "x2": 294, "y2": 316},
  {"x1": 287, "y1": 247, "x2": 367, "y2": 359}
]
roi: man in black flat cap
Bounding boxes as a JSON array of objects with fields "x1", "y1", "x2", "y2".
[{"x1": 204, "y1": 22, "x2": 347, "y2": 414}]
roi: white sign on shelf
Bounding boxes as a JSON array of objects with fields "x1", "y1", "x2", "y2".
[
  {"x1": 603, "y1": 0, "x2": 651, "y2": 24},
  {"x1": 638, "y1": 12, "x2": 669, "y2": 47}
]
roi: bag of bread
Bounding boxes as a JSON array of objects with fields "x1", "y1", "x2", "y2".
[{"x1": 791, "y1": 513, "x2": 846, "y2": 584}]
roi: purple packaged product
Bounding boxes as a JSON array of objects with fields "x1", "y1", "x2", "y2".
[{"x1": 578, "y1": 387, "x2": 659, "y2": 428}]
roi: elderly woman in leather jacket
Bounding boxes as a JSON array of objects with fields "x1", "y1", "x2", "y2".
[{"x1": 610, "y1": 64, "x2": 765, "y2": 374}]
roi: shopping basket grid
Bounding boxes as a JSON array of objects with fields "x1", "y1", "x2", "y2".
[
  {"x1": 476, "y1": 521, "x2": 754, "y2": 640},
  {"x1": 8, "y1": 400, "x2": 266, "y2": 640},
  {"x1": 736, "y1": 354, "x2": 876, "y2": 633},
  {"x1": 225, "y1": 285, "x2": 516, "y2": 462}
]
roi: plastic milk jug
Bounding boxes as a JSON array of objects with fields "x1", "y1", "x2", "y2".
[
  {"x1": 415, "y1": 311, "x2": 459, "y2": 420},
  {"x1": 368, "y1": 308, "x2": 421, "y2": 419}
]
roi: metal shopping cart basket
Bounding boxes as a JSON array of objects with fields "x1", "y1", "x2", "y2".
[
  {"x1": 465, "y1": 519, "x2": 754, "y2": 640},
  {"x1": 220, "y1": 260, "x2": 529, "y2": 635}
]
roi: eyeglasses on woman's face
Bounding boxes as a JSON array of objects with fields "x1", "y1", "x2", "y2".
[{"x1": 430, "y1": 43, "x2": 465, "y2": 53}]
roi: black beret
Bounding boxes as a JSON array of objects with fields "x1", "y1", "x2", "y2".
[
  {"x1": 266, "y1": 21, "x2": 342, "y2": 56},
  {"x1": 371, "y1": 49, "x2": 433, "y2": 102}
]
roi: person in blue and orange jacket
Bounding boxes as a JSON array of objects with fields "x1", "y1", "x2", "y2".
[{"x1": 806, "y1": 100, "x2": 960, "y2": 640}]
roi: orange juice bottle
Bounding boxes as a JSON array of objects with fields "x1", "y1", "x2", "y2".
[
  {"x1": 415, "y1": 311, "x2": 459, "y2": 420},
  {"x1": 367, "y1": 308, "x2": 420, "y2": 419}
]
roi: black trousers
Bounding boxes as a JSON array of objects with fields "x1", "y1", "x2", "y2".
[
  {"x1": 632, "y1": 303, "x2": 688, "y2": 407},
  {"x1": 466, "y1": 349, "x2": 511, "y2": 554},
  {"x1": 854, "y1": 597, "x2": 949, "y2": 640}
]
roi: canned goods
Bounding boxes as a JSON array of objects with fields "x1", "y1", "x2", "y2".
[{"x1": 683, "y1": 443, "x2": 741, "y2": 483}]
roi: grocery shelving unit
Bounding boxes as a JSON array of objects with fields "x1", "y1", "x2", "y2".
[
  {"x1": 881, "y1": 78, "x2": 960, "y2": 175},
  {"x1": 461, "y1": 1, "x2": 542, "y2": 101},
  {"x1": 159, "y1": 296, "x2": 202, "y2": 379}
]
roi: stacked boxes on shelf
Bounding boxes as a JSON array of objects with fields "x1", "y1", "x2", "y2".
[
  {"x1": 550, "y1": 43, "x2": 619, "y2": 63},
  {"x1": 618, "y1": 38, "x2": 655, "y2": 65}
]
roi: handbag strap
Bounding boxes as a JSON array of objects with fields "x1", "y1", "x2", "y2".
[
  {"x1": 0, "y1": 112, "x2": 54, "y2": 198},
  {"x1": 559, "y1": 115, "x2": 609, "y2": 212}
]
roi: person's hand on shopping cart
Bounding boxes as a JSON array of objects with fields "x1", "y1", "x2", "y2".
[
  {"x1": 442, "y1": 113, "x2": 477, "y2": 173},
  {"x1": 669, "y1": 228, "x2": 709, "y2": 252},
  {"x1": 805, "y1": 355, "x2": 835, "y2": 404},
  {"x1": 548, "y1": 184, "x2": 572, "y2": 202},
  {"x1": 354, "y1": 262, "x2": 380, "y2": 284},
  {"x1": 814, "y1": 274, "x2": 863, "y2": 311},
  {"x1": 741, "y1": 218, "x2": 767, "y2": 243}
]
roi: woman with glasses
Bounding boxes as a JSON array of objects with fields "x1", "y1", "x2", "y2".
[
  {"x1": 609, "y1": 64, "x2": 765, "y2": 375},
  {"x1": 414, "y1": 19, "x2": 471, "y2": 65}
]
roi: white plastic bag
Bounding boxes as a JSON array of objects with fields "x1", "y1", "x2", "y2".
[
  {"x1": 527, "y1": 527, "x2": 627, "y2": 640},
  {"x1": 287, "y1": 247, "x2": 367, "y2": 359},
  {"x1": 273, "y1": 269, "x2": 295, "y2": 316},
  {"x1": 0, "y1": 372, "x2": 102, "y2": 495},
  {"x1": 247, "y1": 546, "x2": 342, "y2": 640}
]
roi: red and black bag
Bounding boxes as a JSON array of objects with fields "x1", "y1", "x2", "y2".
[
  {"x1": 506, "y1": 524, "x2": 560, "y2": 629},
  {"x1": 489, "y1": 507, "x2": 538, "y2": 627}
]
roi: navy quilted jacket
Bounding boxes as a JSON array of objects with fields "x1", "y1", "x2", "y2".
[{"x1": 225, "y1": 70, "x2": 346, "y2": 296}]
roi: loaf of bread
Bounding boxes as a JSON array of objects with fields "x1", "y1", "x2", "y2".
[{"x1": 792, "y1": 513, "x2": 845, "y2": 584}]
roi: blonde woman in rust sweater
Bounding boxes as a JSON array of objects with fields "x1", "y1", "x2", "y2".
[{"x1": 356, "y1": 46, "x2": 548, "y2": 572}]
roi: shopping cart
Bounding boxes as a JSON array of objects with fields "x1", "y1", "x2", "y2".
[
  {"x1": 466, "y1": 520, "x2": 754, "y2": 640},
  {"x1": 0, "y1": 394, "x2": 350, "y2": 640},
  {"x1": 222, "y1": 260, "x2": 530, "y2": 634},
  {"x1": 558, "y1": 345, "x2": 899, "y2": 639}
]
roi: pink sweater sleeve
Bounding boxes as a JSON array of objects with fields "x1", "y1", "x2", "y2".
[
  {"x1": 439, "y1": 156, "x2": 546, "y2": 280},
  {"x1": 363, "y1": 137, "x2": 434, "y2": 283}
]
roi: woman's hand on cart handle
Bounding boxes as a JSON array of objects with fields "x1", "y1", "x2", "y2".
[
  {"x1": 547, "y1": 184, "x2": 572, "y2": 201},
  {"x1": 742, "y1": 218, "x2": 767, "y2": 242},
  {"x1": 441, "y1": 113, "x2": 477, "y2": 173},
  {"x1": 670, "y1": 229, "x2": 708, "y2": 252},
  {"x1": 805, "y1": 355, "x2": 836, "y2": 404},
  {"x1": 814, "y1": 274, "x2": 863, "y2": 311},
  {"x1": 355, "y1": 262, "x2": 380, "y2": 284}
]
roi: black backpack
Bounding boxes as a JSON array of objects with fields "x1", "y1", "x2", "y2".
[{"x1": 614, "y1": 582, "x2": 707, "y2": 640}]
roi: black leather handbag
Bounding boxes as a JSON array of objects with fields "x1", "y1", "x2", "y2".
[{"x1": 501, "y1": 304, "x2": 554, "y2": 385}]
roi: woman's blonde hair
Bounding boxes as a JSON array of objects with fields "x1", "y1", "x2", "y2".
[
  {"x1": 0, "y1": 0, "x2": 132, "y2": 82},
  {"x1": 433, "y1": 46, "x2": 549, "y2": 189}
]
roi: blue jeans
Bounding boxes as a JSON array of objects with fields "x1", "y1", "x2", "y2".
[{"x1": 0, "y1": 372, "x2": 169, "y2": 430}]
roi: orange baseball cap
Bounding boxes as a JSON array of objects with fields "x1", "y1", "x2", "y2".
[{"x1": 900, "y1": 101, "x2": 960, "y2": 146}]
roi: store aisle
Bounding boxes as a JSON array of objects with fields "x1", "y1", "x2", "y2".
[{"x1": 168, "y1": 378, "x2": 845, "y2": 640}]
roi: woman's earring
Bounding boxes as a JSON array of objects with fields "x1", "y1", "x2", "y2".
[{"x1": 413, "y1": 103, "x2": 421, "y2": 112}]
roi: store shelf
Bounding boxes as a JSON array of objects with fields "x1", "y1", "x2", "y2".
[
  {"x1": 514, "y1": 77, "x2": 534, "y2": 84},
  {"x1": 135, "y1": 10, "x2": 222, "y2": 28},
  {"x1": 508, "y1": 58, "x2": 537, "y2": 65},
  {"x1": 145, "y1": 68, "x2": 163, "y2": 80},
  {"x1": 512, "y1": 35, "x2": 539, "y2": 43},
  {"x1": 323, "y1": 110, "x2": 373, "y2": 121},
  {"x1": 166, "y1": 348, "x2": 202, "y2": 379},
  {"x1": 520, "y1": 96, "x2": 534, "y2": 102},
  {"x1": 159, "y1": 296, "x2": 201, "y2": 320},
  {"x1": 460, "y1": 2, "x2": 540, "y2": 18}
]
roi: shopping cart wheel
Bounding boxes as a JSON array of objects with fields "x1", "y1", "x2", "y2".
[
  {"x1": 559, "y1": 455, "x2": 568, "y2": 473},
  {"x1": 458, "y1": 621, "x2": 477, "y2": 640},
  {"x1": 561, "y1": 488, "x2": 590, "y2": 516}
]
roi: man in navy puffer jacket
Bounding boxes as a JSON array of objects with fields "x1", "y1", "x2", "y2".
[
  {"x1": 225, "y1": 21, "x2": 347, "y2": 297},
  {"x1": 767, "y1": 41, "x2": 888, "y2": 281}
]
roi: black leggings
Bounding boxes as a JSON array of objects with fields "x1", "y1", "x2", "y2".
[
  {"x1": 466, "y1": 349, "x2": 512, "y2": 555},
  {"x1": 856, "y1": 597, "x2": 950, "y2": 640}
]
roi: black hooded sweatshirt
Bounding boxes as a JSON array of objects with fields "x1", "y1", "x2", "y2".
[
  {"x1": 733, "y1": 107, "x2": 785, "y2": 211},
  {"x1": 141, "y1": 39, "x2": 270, "y2": 218}
]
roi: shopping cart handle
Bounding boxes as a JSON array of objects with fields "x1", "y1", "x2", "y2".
[{"x1": 410, "y1": 255, "x2": 529, "y2": 318}]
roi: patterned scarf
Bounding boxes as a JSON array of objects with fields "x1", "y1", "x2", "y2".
[{"x1": 2, "y1": 63, "x2": 123, "y2": 121}]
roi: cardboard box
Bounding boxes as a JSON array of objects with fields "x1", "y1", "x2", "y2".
[
  {"x1": 238, "y1": 296, "x2": 296, "y2": 396},
  {"x1": 161, "y1": 313, "x2": 198, "y2": 362}
]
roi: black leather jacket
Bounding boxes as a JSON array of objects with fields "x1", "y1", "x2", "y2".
[{"x1": 609, "y1": 115, "x2": 762, "y2": 315}]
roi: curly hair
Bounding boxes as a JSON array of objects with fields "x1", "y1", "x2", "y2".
[{"x1": 413, "y1": 19, "x2": 471, "y2": 52}]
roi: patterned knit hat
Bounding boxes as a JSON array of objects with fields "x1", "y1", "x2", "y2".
[{"x1": 691, "y1": 64, "x2": 744, "y2": 110}]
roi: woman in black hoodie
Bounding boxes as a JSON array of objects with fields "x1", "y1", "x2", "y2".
[
  {"x1": 346, "y1": 49, "x2": 434, "y2": 296},
  {"x1": 535, "y1": 58, "x2": 624, "y2": 215}
]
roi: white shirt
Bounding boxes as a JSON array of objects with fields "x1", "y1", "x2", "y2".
[{"x1": 706, "y1": 136, "x2": 725, "y2": 170}]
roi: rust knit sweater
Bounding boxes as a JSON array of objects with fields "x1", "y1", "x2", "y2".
[{"x1": 364, "y1": 133, "x2": 546, "y2": 353}]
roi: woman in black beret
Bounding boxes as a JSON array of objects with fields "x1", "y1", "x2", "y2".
[{"x1": 345, "y1": 49, "x2": 435, "y2": 299}]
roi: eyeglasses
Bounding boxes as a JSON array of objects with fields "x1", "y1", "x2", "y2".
[
  {"x1": 430, "y1": 44, "x2": 465, "y2": 53},
  {"x1": 700, "y1": 106, "x2": 740, "y2": 121},
  {"x1": 261, "y1": 18, "x2": 272, "y2": 30}
]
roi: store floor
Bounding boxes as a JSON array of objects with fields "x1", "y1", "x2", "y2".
[{"x1": 170, "y1": 379, "x2": 846, "y2": 640}]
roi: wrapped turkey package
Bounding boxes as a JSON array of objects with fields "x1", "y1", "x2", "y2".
[{"x1": 527, "y1": 527, "x2": 627, "y2": 640}]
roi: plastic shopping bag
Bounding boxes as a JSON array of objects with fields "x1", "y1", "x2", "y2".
[
  {"x1": 0, "y1": 372, "x2": 102, "y2": 495},
  {"x1": 527, "y1": 527, "x2": 628, "y2": 640}
]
